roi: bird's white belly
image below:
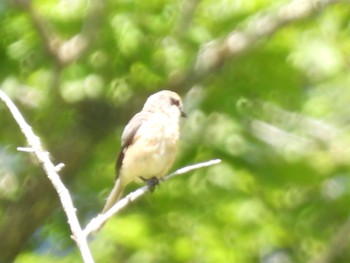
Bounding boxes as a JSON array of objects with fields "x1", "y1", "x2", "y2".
[{"x1": 119, "y1": 125, "x2": 178, "y2": 185}]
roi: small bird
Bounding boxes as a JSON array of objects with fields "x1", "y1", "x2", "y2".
[{"x1": 101, "y1": 90, "x2": 186, "y2": 214}]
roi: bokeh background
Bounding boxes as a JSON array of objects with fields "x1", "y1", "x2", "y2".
[{"x1": 1, "y1": 0, "x2": 350, "y2": 262}]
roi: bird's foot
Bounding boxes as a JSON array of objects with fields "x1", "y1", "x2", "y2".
[{"x1": 141, "y1": 176, "x2": 160, "y2": 192}]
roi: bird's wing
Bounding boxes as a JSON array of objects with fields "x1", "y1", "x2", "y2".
[{"x1": 115, "y1": 112, "x2": 151, "y2": 179}]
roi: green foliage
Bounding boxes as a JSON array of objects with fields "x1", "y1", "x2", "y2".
[{"x1": 1, "y1": 0, "x2": 350, "y2": 262}]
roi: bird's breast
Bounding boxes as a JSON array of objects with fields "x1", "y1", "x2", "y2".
[{"x1": 119, "y1": 114, "x2": 180, "y2": 185}]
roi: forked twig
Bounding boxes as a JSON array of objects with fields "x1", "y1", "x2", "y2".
[{"x1": 0, "y1": 89, "x2": 95, "y2": 263}]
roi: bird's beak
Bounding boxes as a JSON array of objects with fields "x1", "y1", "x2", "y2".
[{"x1": 180, "y1": 109, "x2": 187, "y2": 118}]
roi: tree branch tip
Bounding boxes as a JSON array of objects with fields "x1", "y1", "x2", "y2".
[
  {"x1": 54, "y1": 163, "x2": 65, "y2": 171},
  {"x1": 70, "y1": 234, "x2": 78, "y2": 243},
  {"x1": 167, "y1": 158, "x2": 222, "y2": 179},
  {"x1": 210, "y1": 158, "x2": 222, "y2": 164},
  {"x1": 17, "y1": 146, "x2": 35, "y2": 152}
]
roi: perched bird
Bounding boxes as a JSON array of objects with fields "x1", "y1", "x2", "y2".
[{"x1": 102, "y1": 90, "x2": 186, "y2": 214}]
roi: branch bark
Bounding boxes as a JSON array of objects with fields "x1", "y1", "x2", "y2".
[{"x1": 0, "y1": 90, "x2": 95, "y2": 263}]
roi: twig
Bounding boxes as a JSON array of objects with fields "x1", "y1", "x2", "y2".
[
  {"x1": 0, "y1": 90, "x2": 95, "y2": 263},
  {"x1": 82, "y1": 159, "x2": 222, "y2": 237},
  {"x1": 17, "y1": 146, "x2": 35, "y2": 152},
  {"x1": 164, "y1": 158, "x2": 221, "y2": 181}
]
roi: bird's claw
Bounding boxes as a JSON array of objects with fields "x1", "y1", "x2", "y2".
[{"x1": 141, "y1": 176, "x2": 160, "y2": 192}]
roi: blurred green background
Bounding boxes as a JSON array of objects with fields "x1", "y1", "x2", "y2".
[{"x1": 1, "y1": 0, "x2": 350, "y2": 262}]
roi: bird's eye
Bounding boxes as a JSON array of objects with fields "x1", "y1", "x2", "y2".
[{"x1": 170, "y1": 97, "x2": 180, "y2": 107}]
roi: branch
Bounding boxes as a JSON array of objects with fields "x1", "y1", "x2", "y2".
[
  {"x1": 0, "y1": 90, "x2": 95, "y2": 263},
  {"x1": 26, "y1": 3, "x2": 60, "y2": 65},
  {"x1": 56, "y1": 0, "x2": 106, "y2": 65},
  {"x1": 169, "y1": 0, "x2": 343, "y2": 89},
  {"x1": 175, "y1": 0, "x2": 200, "y2": 36},
  {"x1": 194, "y1": 0, "x2": 342, "y2": 74},
  {"x1": 16, "y1": 0, "x2": 106, "y2": 66},
  {"x1": 82, "y1": 158, "x2": 222, "y2": 236},
  {"x1": 309, "y1": 216, "x2": 350, "y2": 263}
]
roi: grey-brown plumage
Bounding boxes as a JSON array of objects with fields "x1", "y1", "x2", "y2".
[{"x1": 101, "y1": 90, "x2": 185, "y2": 214}]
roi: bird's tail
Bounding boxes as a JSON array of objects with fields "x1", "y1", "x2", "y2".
[{"x1": 101, "y1": 178, "x2": 124, "y2": 214}]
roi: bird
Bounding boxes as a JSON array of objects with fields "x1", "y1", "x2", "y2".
[{"x1": 101, "y1": 90, "x2": 186, "y2": 214}]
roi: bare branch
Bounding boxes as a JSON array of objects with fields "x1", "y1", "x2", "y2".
[
  {"x1": 54, "y1": 163, "x2": 65, "y2": 172},
  {"x1": 165, "y1": 158, "x2": 222, "y2": 180},
  {"x1": 17, "y1": 146, "x2": 35, "y2": 152},
  {"x1": 0, "y1": 90, "x2": 95, "y2": 263},
  {"x1": 169, "y1": 0, "x2": 343, "y2": 89},
  {"x1": 82, "y1": 159, "x2": 222, "y2": 236}
]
